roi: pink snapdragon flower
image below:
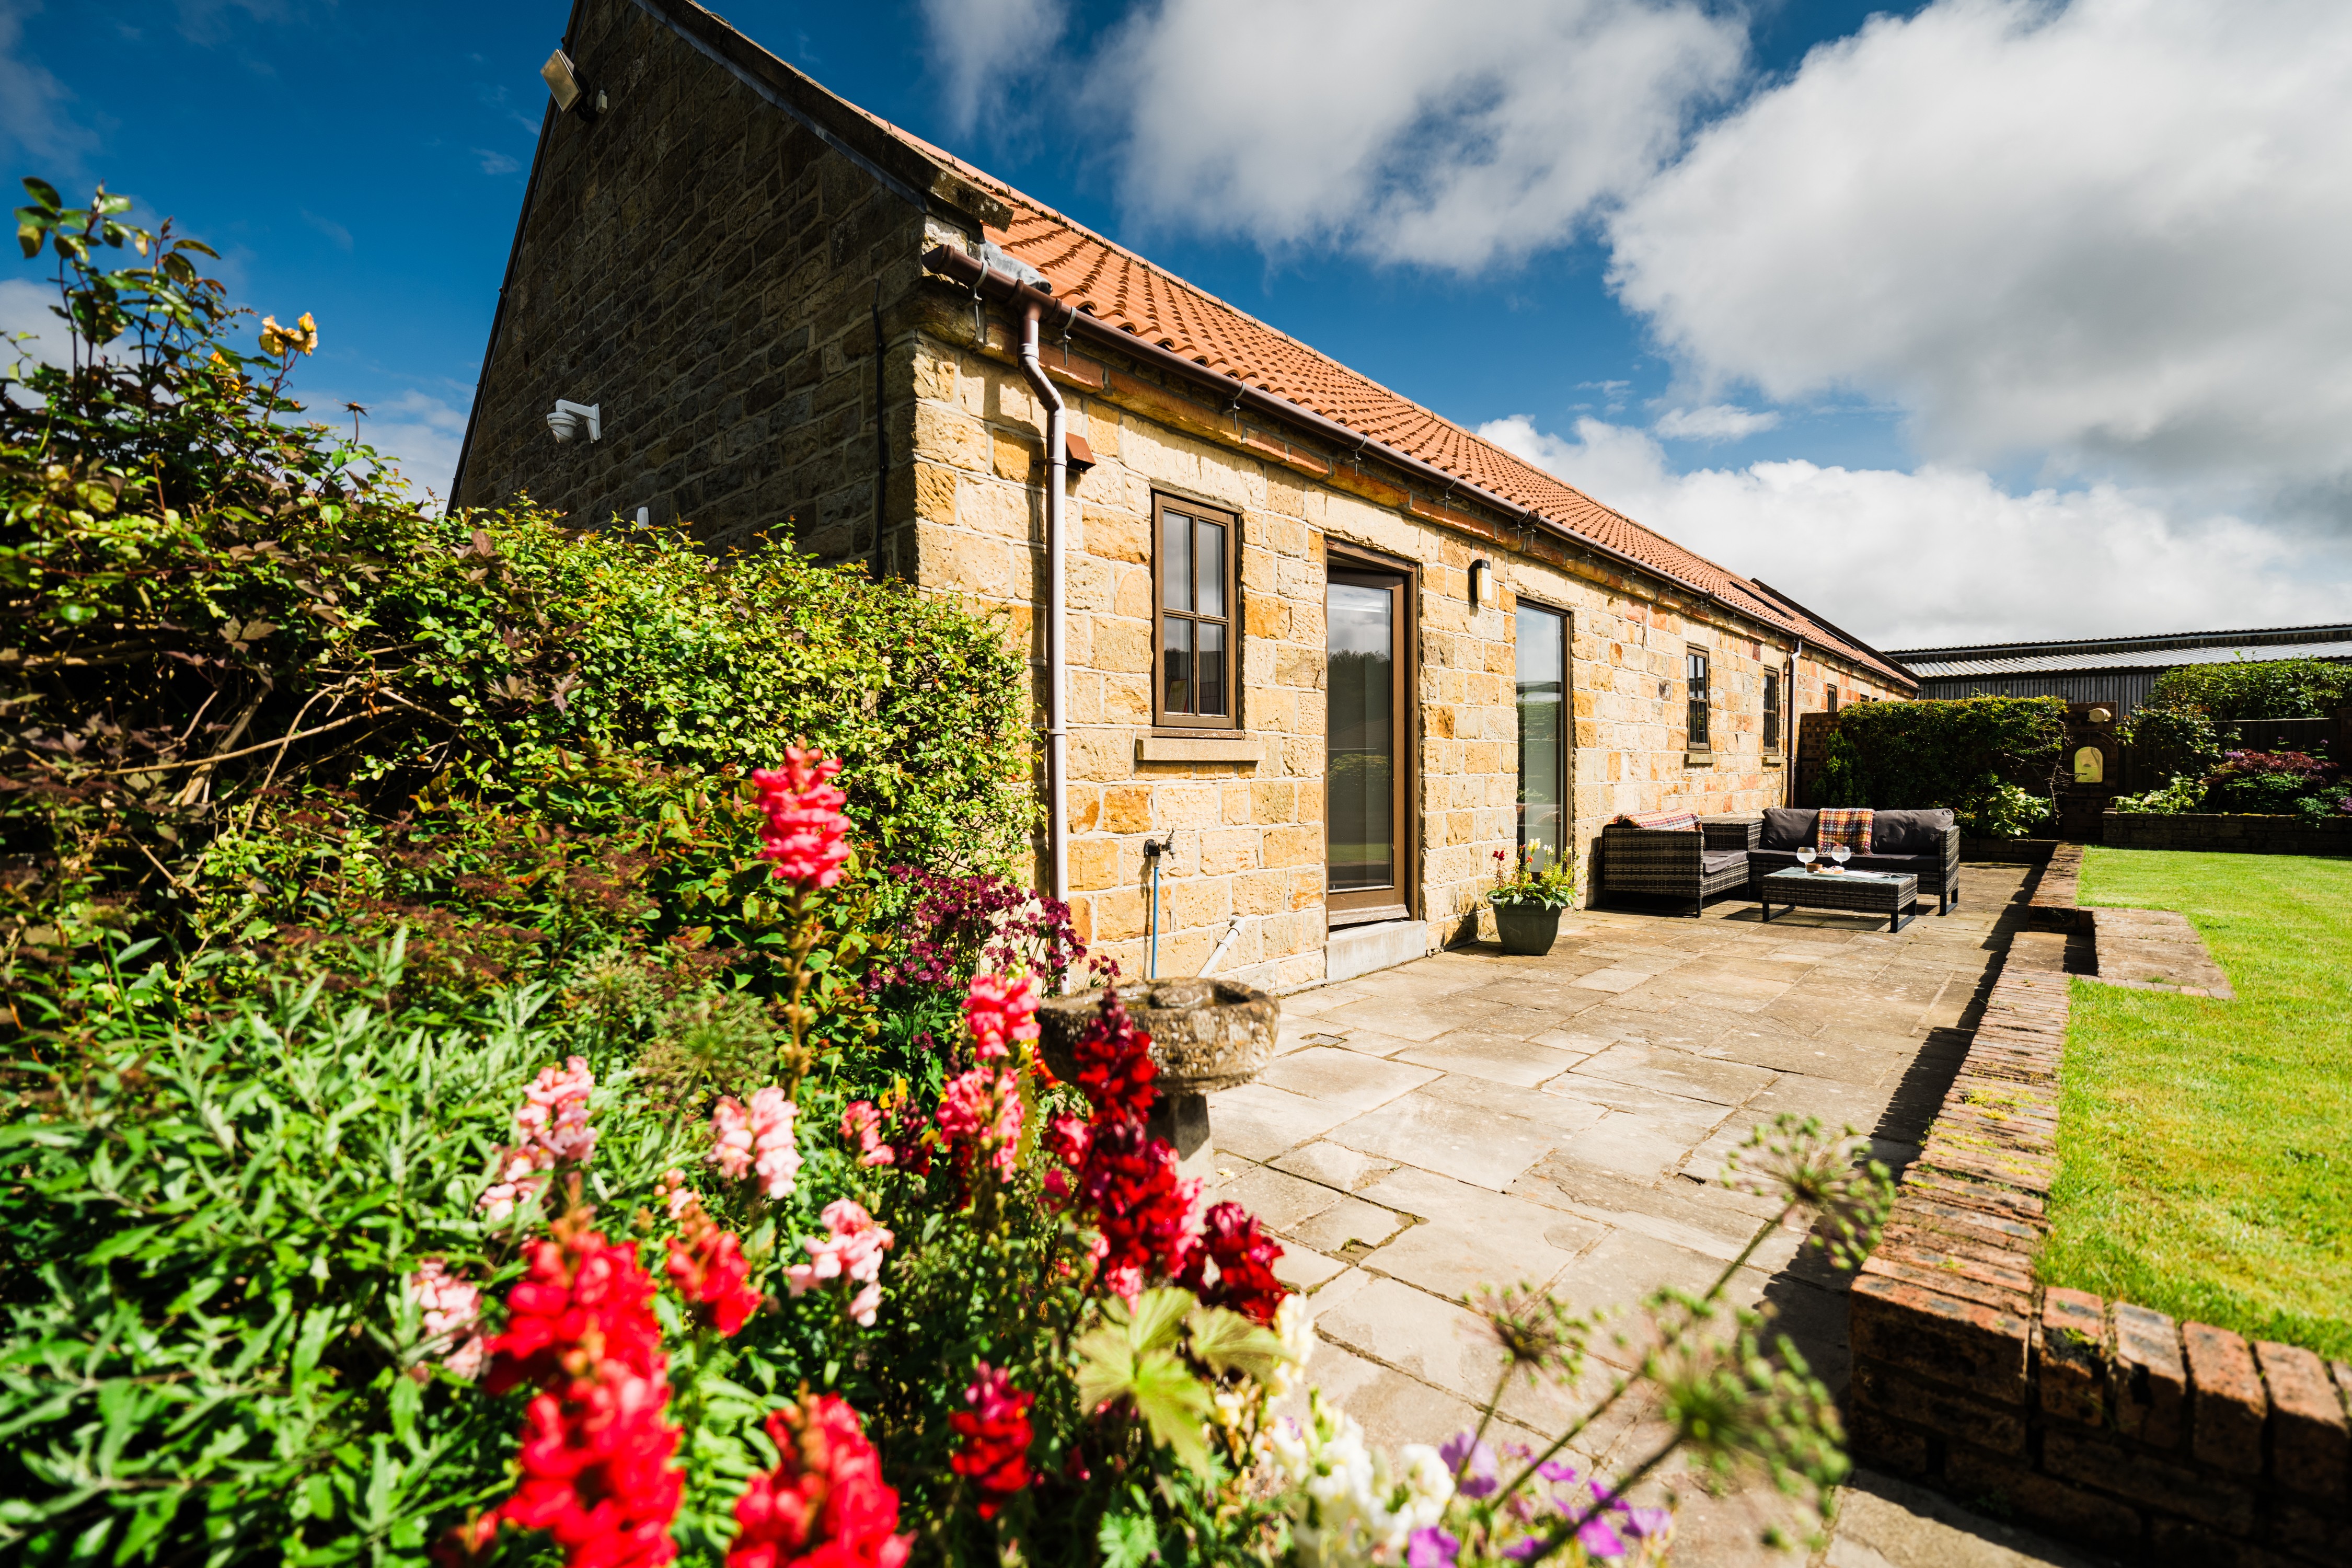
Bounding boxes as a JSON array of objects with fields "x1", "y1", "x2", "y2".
[
  {"x1": 936, "y1": 1065, "x2": 1024, "y2": 1186},
  {"x1": 407, "y1": 1260, "x2": 487, "y2": 1381},
  {"x1": 478, "y1": 1056, "x2": 597, "y2": 1219},
  {"x1": 962, "y1": 972, "x2": 1040, "y2": 1062},
  {"x1": 840, "y1": 1101, "x2": 896, "y2": 1167},
  {"x1": 785, "y1": 1200, "x2": 896, "y2": 1326},
  {"x1": 710, "y1": 1087, "x2": 803, "y2": 1200},
  {"x1": 751, "y1": 746, "x2": 850, "y2": 892}
]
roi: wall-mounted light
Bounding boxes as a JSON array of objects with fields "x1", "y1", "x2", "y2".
[
  {"x1": 540, "y1": 49, "x2": 606, "y2": 119},
  {"x1": 1469, "y1": 557, "x2": 1494, "y2": 609},
  {"x1": 547, "y1": 400, "x2": 601, "y2": 444}
]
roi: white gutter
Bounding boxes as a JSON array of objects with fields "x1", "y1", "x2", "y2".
[{"x1": 1015, "y1": 302, "x2": 1070, "y2": 910}]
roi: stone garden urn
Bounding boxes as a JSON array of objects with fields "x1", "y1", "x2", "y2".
[{"x1": 1035, "y1": 978, "x2": 1281, "y2": 1189}]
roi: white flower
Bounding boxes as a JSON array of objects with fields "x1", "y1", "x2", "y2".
[{"x1": 1268, "y1": 1391, "x2": 1454, "y2": 1568}]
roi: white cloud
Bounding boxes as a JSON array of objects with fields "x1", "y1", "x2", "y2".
[
  {"x1": 1083, "y1": 0, "x2": 1743, "y2": 269},
  {"x1": 302, "y1": 208, "x2": 353, "y2": 251},
  {"x1": 1653, "y1": 402, "x2": 1775, "y2": 442},
  {"x1": 923, "y1": 0, "x2": 1068, "y2": 136},
  {"x1": 1479, "y1": 414, "x2": 2352, "y2": 649},
  {"x1": 472, "y1": 148, "x2": 520, "y2": 177},
  {"x1": 1, "y1": 275, "x2": 65, "y2": 369},
  {"x1": 1607, "y1": 0, "x2": 2352, "y2": 494},
  {"x1": 0, "y1": 0, "x2": 93, "y2": 167}
]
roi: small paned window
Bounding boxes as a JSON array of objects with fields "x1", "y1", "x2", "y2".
[
  {"x1": 1763, "y1": 672, "x2": 1782, "y2": 752},
  {"x1": 1686, "y1": 649, "x2": 1711, "y2": 751},
  {"x1": 1154, "y1": 497, "x2": 1238, "y2": 729},
  {"x1": 1826, "y1": 685, "x2": 1840, "y2": 714}
]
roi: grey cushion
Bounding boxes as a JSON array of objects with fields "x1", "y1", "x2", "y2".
[
  {"x1": 1869, "y1": 809, "x2": 1956, "y2": 855},
  {"x1": 1700, "y1": 850, "x2": 1749, "y2": 873},
  {"x1": 1760, "y1": 808, "x2": 1817, "y2": 850}
]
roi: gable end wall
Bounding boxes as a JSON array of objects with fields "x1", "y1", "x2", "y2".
[{"x1": 454, "y1": 0, "x2": 932, "y2": 559}]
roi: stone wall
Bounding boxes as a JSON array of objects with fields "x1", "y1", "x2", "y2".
[
  {"x1": 454, "y1": 0, "x2": 929, "y2": 561},
  {"x1": 1849, "y1": 919, "x2": 2352, "y2": 1561},
  {"x1": 2103, "y1": 811, "x2": 2352, "y2": 857},
  {"x1": 897, "y1": 299, "x2": 1904, "y2": 986}
]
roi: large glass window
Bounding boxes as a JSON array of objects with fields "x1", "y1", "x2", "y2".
[
  {"x1": 1328, "y1": 570, "x2": 1404, "y2": 903},
  {"x1": 1686, "y1": 649, "x2": 1711, "y2": 751},
  {"x1": 1155, "y1": 498, "x2": 1236, "y2": 728},
  {"x1": 1516, "y1": 603, "x2": 1566, "y2": 868}
]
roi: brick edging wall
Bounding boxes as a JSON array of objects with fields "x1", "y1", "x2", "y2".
[
  {"x1": 1846, "y1": 949, "x2": 2352, "y2": 1561},
  {"x1": 2104, "y1": 811, "x2": 2352, "y2": 856}
]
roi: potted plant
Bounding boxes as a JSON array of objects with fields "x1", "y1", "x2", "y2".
[{"x1": 1486, "y1": 845, "x2": 1576, "y2": 955}]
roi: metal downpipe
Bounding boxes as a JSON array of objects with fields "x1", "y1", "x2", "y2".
[{"x1": 1016, "y1": 302, "x2": 1070, "y2": 912}]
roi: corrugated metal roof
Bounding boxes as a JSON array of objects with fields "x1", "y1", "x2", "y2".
[{"x1": 1888, "y1": 625, "x2": 2352, "y2": 679}]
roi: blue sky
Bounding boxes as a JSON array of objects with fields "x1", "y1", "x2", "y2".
[{"x1": 6, "y1": 0, "x2": 2349, "y2": 648}]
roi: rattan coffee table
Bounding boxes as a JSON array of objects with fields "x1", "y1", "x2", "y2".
[{"x1": 1756, "y1": 866, "x2": 1919, "y2": 932}]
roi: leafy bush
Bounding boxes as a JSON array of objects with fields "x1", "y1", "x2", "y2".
[
  {"x1": 2137, "y1": 658, "x2": 2352, "y2": 723},
  {"x1": 1808, "y1": 697, "x2": 2064, "y2": 835},
  {"x1": 2, "y1": 180, "x2": 1030, "y2": 1042},
  {"x1": 2112, "y1": 751, "x2": 2349, "y2": 821}
]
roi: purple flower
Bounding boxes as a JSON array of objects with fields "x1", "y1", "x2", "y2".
[
  {"x1": 1502, "y1": 1539, "x2": 1545, "y2": 1562},
  {"x1": 1621, "y1": 1506, "x2": 1672, "y2": 1541},
  {"x1": 1536, "y1": 1459, "x2": 1580, "y2": 1486},
  {"x1": 1408, "y1": 1526, "x2": 1460, "y2": 1568},
  {"x1": 1576, "y1": 1516, "x2": 1628, "y2": 1559},
  {"x1": 1440, "y1": 1431, "x2": 1500, "y2": 1498}
]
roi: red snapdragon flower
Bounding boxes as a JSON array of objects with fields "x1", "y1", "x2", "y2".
[
  {"x1": 948, "y1": 1362, "x2": 1035, "y2": 1519},
  {"x1": 1068, "y1": 988, "x2": 1158, "y2": 1123},
  {"x1": 485, "y1": 1211, "x2": 665, "y2": 1398},
  {"x1": 666, "y1": 1211, "x2": 765, "y2": 1338},
  {"x1": 751, "y1": 746, "x2": 850, "y2": 892},
  {"x1": 465, "y1": 1209, "x2": 683, "y2": 1568},
  {"x1": 728, "y1": 1394, "x2": 910, "y2": 1568},
  {"x1": 504, "y1": 1359, "x2": 683, "y2": 1568},
  {"x1": 1178, "y1": 1201, "x2": 1286, "y2": 1327}
]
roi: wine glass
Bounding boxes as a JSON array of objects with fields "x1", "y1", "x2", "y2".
[
  {"x1": 1797, "y1": 846, "x2": 1818, "y2": 872},
  {"x1": 1830, "y1": 845, "x2": 1852, "y2": 873}
]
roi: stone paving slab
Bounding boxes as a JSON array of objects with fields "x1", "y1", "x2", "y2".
[{"x1": 1217, "y1": 862, "x2": 2040, "y2": 1563}]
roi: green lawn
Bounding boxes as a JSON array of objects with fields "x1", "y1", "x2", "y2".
[{"x1": 2045, "y1": 848, "x2": 2352, "y2": 1356}]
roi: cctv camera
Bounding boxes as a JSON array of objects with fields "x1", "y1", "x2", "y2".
[{"x1": 546, "y1": 399, "x2": 601, "y2": 444}]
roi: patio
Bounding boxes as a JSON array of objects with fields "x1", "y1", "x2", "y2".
[{"x1": 1218, "y1": 862, "x2": 2090, "y2": 1564}]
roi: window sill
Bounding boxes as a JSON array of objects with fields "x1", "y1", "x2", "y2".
[
  {"x1": 1686, "y1": 751, "x2": 1714, "y2": 767},
  {"x1": 1137, "y1": 734, "x2": 1262, "y2": 764},
  {"x1": 1762, "y1": 755, "x2": 1784, "y2": 767}
]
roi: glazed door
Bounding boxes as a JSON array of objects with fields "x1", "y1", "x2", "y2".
[{"x1": 1327, "y1": 565, "x2": 1412, "y2": 924}]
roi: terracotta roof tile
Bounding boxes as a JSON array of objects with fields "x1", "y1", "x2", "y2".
[{"x1": 857, "y1": 120, "x2": 1907, "y2": 684}]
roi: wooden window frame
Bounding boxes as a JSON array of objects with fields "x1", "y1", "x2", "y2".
[
  {"x1": 1685, "y1": 647, "x2": 1712, "y2": 755},
  {"x1": 1151, "y1": 494, "x2": 1242, "y2": 732},
  {"x1": 1762, "y1": 670, "x2": 1783, "y2": 754},
  {"x1": 1514, "y1": 596, "x2": 1573, "y2": 869},
  {"x1": 1324, "y1": 543, "x2": 1418, "y2": 928}
]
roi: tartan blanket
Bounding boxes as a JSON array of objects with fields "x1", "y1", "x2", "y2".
[
  {"x1": 1817, "y1": 807, "x2": 1875, "y2": 854},
  {"x1": 1614, "y1": 810, "x2": 1700, "y2": 832}
]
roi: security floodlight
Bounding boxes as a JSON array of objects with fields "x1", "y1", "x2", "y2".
[
  {"x1": 540, "y1": 50, "x2": 605, "y2": 118},
  {"x1": 547, "y1": 400, "x2": 601, "y2": 444}
]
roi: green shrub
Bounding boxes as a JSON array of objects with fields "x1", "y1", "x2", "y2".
[
  {"x1": 2137, "y1": 658, "x2": 2352, "y2": 723},
  {"x1": 2, "y1": 180, "x2": 1031, "y2": 1042},
  {"x1": 1809, "y1": 697, "x2": 2064, "y2": 834}
]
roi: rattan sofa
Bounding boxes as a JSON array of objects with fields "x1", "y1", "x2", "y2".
[
  {"x1": 1745, "y1": 807, "x2": 1963, "y2": 915},
  {"x1": 1598, "y1": 817, "x2": 1760, "y2": 917}
]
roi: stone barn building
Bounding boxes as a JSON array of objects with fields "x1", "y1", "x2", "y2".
[{"x1": 453, "y1": 0, "x2": 1915, "y2": 991}]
